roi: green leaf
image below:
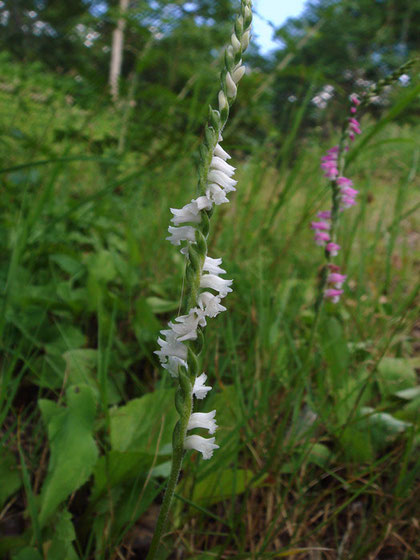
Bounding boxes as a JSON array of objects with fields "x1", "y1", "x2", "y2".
[
  {"x1": 377, "y1": 357, "x2": 416, "y2": 399},
  {"x1": 43, "y1": 510, "x2": 79, "y2": 560},
  {"x1": 307, "y1": 443, "x2": 333, "y2": 468},
  {"x1": 395, "y1": 386, "x2": 420, "y2": 401},
  {"x1": 49, "y1": 254, "x2": 84, "y2": 276},
  {"x1": 360, "y1": 407, "x2": 411, "y2": 452},
  {"x1": 339, "y1": 427, "x2": 374, "y2": 463},
  {"x1": 85, "y1": 250, "x2": 117, "y2": 284},
  {"x1": 0, "y1": 450, "x2": 22, "y2": 508},
  {"x1": 110, "y1": 389, "x2": 177, "y2": 454},
  {"x1": 62, "y1": 349, "x2": 120, "y2": 404},
  {"x1": 91, "y1": 451, "x2": 167, "y2": 501},
  {"x1": 397, "y1": 397, "x2": 420, "y2": 424},
  {"x1": 38, "y1": 385, "x2": 99, "y2": 526},
  {"x1": 12, "y1": 548, "x2": 43, "y2": 560},
  {"x1": 145, "y1": 297, "x2": 179, "y2": 314},
  {"x1": 319, "y1": 317, "x2": 349, "y2": 382},
  {"x1": 134, "y1": 298, "x2": 161, "y2": 343},
  {"x1": 191, "y1": 469, "x2": 256, "y2": 506}
]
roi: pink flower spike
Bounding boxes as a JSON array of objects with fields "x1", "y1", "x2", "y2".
[
  {"x1": 314, "y1": 231, "x2": 330, "y2": 246},
  {"x1": 328, "y1": 272, "x2": 347, "y2": 288},
  {"x1": 317, "y1": 210, "x2": 331, "y2": 220},
  {"x1": 326, "y1": 242, "x2": 340, "y2": 256},
  {"x1": 311, "y1": 220, "x2": 330, "y2": 231},
  {"x1": 325, "y1": 288, "x2": 343, "y2": 303}
]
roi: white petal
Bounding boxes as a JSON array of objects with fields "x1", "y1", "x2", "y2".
[
  {"x1": 188, "y1": 410, "x2": 217, "y2": 434},
  {"x1": 171, "y1": 314, "x2": 199, "y2": 342},
  {"x1": 203, "y1": 256, "x2": 226, "y2": 275},
  {"x1": 166, "y1": 226, "x2": 196, "y2": 246},
  {"x1": 162, "y1": 356, "x2": 188, "y2": 378},
  {"x1": 170, "y1": 201, "x2": 201, "y2": 225},
  {"x1": 198, "y1": 291, "x2": 227, "y2": 318},
  {"x1": 184, "y1": 435, "x2": 219, "y2": 459},
  {"x1": 207, "y1": 169, "x2": 237, "y2": 192},
  {"x1": 206, "y1": 184, "x2": 229, "y2": 205},
  {"x1": 192, "y1": 373, "x2": 212, "y2": 400},
  {"x1": 214, "y1": 143, "x2": 231, "y2": 160},
  {"x1": 210, "y1": 156, "x2": 236, "y2": 177},
  {"x1": 195, "y1": 195, "x2": 213, "y2": 211},
  {"x1": 200, "y1": 274, "x2": 233, "y2": 297}
]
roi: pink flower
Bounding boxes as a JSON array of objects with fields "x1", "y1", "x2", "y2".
[
  {"x1": 350, "y1": 93, "x2": 360, "y2": 106},
  {"x1": 350, "y1": 107, "x2": 357, "y2": 114},
  {"x1": 340, "y1": 195, "x2": 357, "y2": 209},
  {"x1": 325, "y1": 288, "x2": 343, "y2": 303},
  {"x1": 326, "y1": 242, "x2": 340, "y2": 256},
  {"x1": 336, "y1": 176, "x2": 353, "y2": 187},
  {"x1": 320, "y1": 146, "x2": 339, "y2": 179},
  {"x1": 317, "y1": 210, "x2": 331, "y2": 220},
  {"x1": 311, "y1": 220, "x2": 330, "y2": 231},
  {"x1": 328, "y1": 272, "x2": 347, "y2": 288},
  {"x1": 341, "y1": 186, "x2": 358, "y2": 197},
  {"x1": 314, "y1": 231, "x2": 330, "y2": 246},
  {"x1": 349, "y1": 117, "x2": 361, "y2": 137}
]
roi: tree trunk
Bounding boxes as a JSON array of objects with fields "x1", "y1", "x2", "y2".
[{"x1": 109, "y1": 0, "x2": 130, "y2": 101}]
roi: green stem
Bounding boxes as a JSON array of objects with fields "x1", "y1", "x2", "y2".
[{"x1": 145, "y1": 390, "x2": 192, "y2": 560}]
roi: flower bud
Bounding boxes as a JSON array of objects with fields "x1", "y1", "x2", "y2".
[{"x1": 226, "y1": 72, "x2": 237, "y2": 98}]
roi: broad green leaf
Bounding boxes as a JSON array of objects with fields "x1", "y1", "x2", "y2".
[
  {"x1": 202, "y1": 385, "x2": 242, "y2": 471},
  {"x1": 43, "y1": 510, "x2": 79, "y2": 560},
  {"x1": 145, "y1": 297, "x2": 179, "y2": 314},
  {"x1": 339, "y1": 427, "x2": 374, "y2": 463},
  {"x1": 0, "y1": 450, "x2": 22, "y2": 508},
  {"x1": 49, "y1": 254, "x2": 84, "y2": 276},
  {"x1": 319, "y1": 317, "x2": 349, "y2": 382},
  {"x1": 38, "y1": 385, "x2": 99, "y2": 526},
  {"x1": 62, "y1": 348, "x2": 120, "y2": 403},
  {"x1": 110, "y1": 389, "x2": 177, "y2": 454},
  {"x1": 377, "y1": 357, "x2": 416, "y2": 399},
  {"x1": 360, "y1": 407, "x2": 411, "y2": 452},
  {"x1": 395, "y1": 386, "x2": 420, "y2": 401},
  {"x1": 91, "y1": 451, "x2": 167, "y2": 501},
  {"x1": 307, "y1": 443, "x2": 333, "y2": 468},
  {"x1": 397, "y1": 397, "x2": 420, "y2": 424},
  {"x1": 85, "y1": 250, "x2": 117, "y2": 284},
  {"x1": 191, "y1": 469, "x2": 256, "y2": 506},
  {"x1": 134, "y1": 298, "x2": 161, "y2": 343},
  {"x1": 12, "y1": 548, "x2": 43, "y2": 560}
]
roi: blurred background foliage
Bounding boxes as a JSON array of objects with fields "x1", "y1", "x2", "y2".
[{"x1": 0, "y1": 1, "x2": 419, "y2": 559}]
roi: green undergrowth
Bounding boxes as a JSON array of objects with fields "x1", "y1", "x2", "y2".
[{"x1": 0, "y1": 59, "x2": 419, "y2": 560}]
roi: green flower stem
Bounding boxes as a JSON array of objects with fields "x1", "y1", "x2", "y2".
[{"x1": 145, "y1": 373, "x2": 192, "y2": 560}]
